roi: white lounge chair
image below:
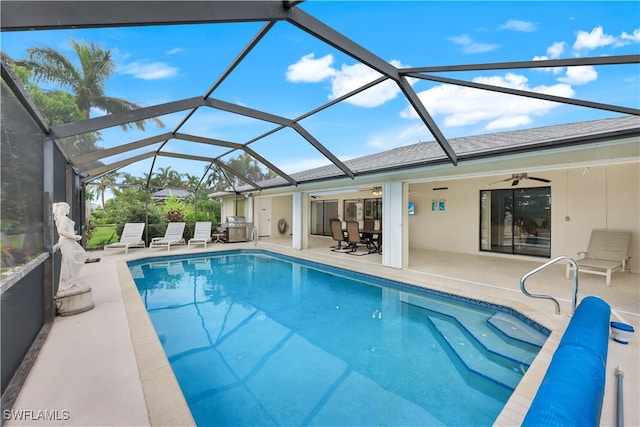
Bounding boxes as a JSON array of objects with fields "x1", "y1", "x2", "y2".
[
  {"x1": 188, "y1": 222, "x2": 212, "y2": 248},
  {"x1": 566, "y1": 229, "x2": 631, "y2": 287},
  {"x1": 103, "y1": 223, "x2": 145, "y2": 255},
  {"x1": 150, "y1": 222, "x2": 186, "y2": 252}
]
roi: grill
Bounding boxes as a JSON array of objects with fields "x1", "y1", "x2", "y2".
[{"x1": 224, "y1": 216, "x2": 253, "y2": 243}]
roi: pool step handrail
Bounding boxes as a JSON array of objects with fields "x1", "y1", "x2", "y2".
[{"x1": 520, "y1": 256, "x2": 578, "y2": 315}]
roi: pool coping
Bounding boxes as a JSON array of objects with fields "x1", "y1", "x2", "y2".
[
  {"x1": 117, "y1": 247, "x2": 569, "y2": 426},
  {"x1": 117, "y1": 260, "x2": 196, "y2": 426}
]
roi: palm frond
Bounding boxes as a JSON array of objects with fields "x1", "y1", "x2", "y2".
[
  {"x1": 95, "y1": 96, "x2": 165, "y2": 131},
  {"x1": 20, "y1": 46, "x2": 80, "y2": 89}
]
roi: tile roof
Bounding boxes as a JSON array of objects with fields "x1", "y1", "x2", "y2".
[
  {"x1": 239, "y1": 115, "x2": 640, "y2": 192},
  {"x1": 151, "y1": 188, "x2": 192, "y2": 199}
]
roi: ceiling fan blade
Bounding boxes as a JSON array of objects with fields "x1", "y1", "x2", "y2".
[
  {"x1": 490, "y1": 177, "x2": 513, "y2": 185},
  {"x1": 529, "y1": 177, "x2": 551, "y2": 183},
  {"x1": 511, "y1": 179, "x2": 519, "y2": 186}
]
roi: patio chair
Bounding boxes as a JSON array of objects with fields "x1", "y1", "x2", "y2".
[
  {"x1": 371, "y1": 220, "x2": 382, "y2": 253},
  {"x1": 150, "y1": 222, "x2": 186, "y2": 252},
  {"x1": 345, "y1": 220, "x2": 376, "y2": 255},
  {"x1": 566, "y1": 229, "x2": 631, "y2": 287},
  {"x1": 103, "y1": 223, "x2": 145, "y2": 255},
  {"x1": 359, "y1": 218, "x2": 381, "y2": 254},
  {"x1": 330, "y1": 218, "x2": 349, "y2": 251},
  {"x1": 363, "y1": 218, "x2": 375, "y2": 230},
  {"x1": 188, "y1": 221, "x2": 212, "y2": 248}
]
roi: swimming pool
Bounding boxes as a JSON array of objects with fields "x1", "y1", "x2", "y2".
[{"x1": 129, "y1": 249, "x2": 548, "y2": 426}]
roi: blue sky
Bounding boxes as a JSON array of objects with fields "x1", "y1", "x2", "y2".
[{"x1": 2, "y1": 1, "x2": 639, "y2": 182}]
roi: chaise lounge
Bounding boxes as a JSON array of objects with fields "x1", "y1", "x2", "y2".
[
  {"x1": 150, "y1": 222, "x2": 186, "y2": 252},
  {"x1": 188, "y1": 221, "x2": 212, "y2": 248},
  {"x1": 103, "y1": 222, "x2": 145, "y2": 255},
  {"x1": 566, "y1": 229, "x2": 631, "y2": 286}
]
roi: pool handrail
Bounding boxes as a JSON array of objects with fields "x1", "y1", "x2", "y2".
[{"x1": 520, "y1": 256, "x2": 578, "y2": 315}]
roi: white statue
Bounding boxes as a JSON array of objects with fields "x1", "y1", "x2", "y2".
[{"x1": 53, "y1": 202, "x2": 87, "y2": 296}]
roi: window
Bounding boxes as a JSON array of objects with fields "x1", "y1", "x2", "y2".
[
  {"x1": 480, "y1": 187, "x2": 551, "y2": 257},
  {"x1": 343, "y1": 199, "x2": 360, "y2": 221},
  {"x1": 310, "y1": 199, "x2": 338, "y2": 236},
  {"x1": 364, "y1": 198, "x2": 382, "y2": 219}
]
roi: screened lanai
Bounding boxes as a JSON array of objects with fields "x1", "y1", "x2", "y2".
[
  {"x1": 2, "y1": 1, "x2": 639, "y2": 198},
  {"x1": 1, "y1": 0, "x2": 640, "y2": 414}
]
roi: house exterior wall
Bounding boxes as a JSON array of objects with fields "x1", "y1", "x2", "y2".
[
  {"x1": 224, "y1": 134, "x2": 639, "y2": 272},
  {"x1": 219, "y1": 195, "x2": 247, "y2": 221},
  {"x1": 407, "y1": 162, "x2": 639, "y2": 272},
  {"x1": 271, "y1": 195, "x2": 292, "y2": 236}
]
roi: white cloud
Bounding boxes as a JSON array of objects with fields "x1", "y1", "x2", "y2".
[
  {"x1": 531, "y1": 42, "x2": 565, "y2": 74},
  {"x1": 486, "y1": 115, "x2": 532, "y2": 130},
  {"x1": 401, "y1": 73, "x2": 575, "y2": 131},
  {"x1": 287, "y1": 55, "x2": 408, "y2": 108},
  {"x1": 620, "y1": 28, "x2": 640, "y2": 43},
  {"x1": 448, "y1": 34, "x2": 500, "y2": 54},
  {"x1": 366, "y1": 123, "x2": 430, "y2": 151},
  {"x1": 166, "y1": 48, "x2": 184, "y2": 55},
  {"x1": 546, "y1": 41, "x2": 565, "y2": 59},
  {"x1": 501, "y1": 19, "x2": 536, "y2": 32},
  {"x1": 558, "y1": 65, "x2": 598, "y2": 85},
  {"x1": 329, "y1": 62, "x2": 402, "y2": 108},
  {"x1": 278, "y1": 157, "x2": 334, "y2": 174},
  {"x1": 118, "y1": 61, "x2": 178, "y2": 80},
  {"x1": 285, "y1": 53, "x2": 335, "y2": 82},
  {"x1": 573, "y1": 26, "x2": 616, "y2": 51}
]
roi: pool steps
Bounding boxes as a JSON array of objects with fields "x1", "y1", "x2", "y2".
[
  {"x1": 487, "y1": 312, "x2": 547, "y2": 347},
  {"x1": 399, "y1": 292, "x2": 545, "y2": 397},
  {"x1": 400, "y1": 292, "x2": 545, "y2": 361},
  {"x1": 426, "y1": 315, "x2": 523, "y2": 395}
]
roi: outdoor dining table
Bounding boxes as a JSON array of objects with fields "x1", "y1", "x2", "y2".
[
  {"x1": 343, "y1": 227, "x2": 382, "y2": 254},
  {"x1": 362, "y1": 228, "x2": 382, "y2": 253}
]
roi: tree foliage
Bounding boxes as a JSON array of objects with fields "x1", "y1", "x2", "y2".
[
  {"x1": 18, "y1": 38, "x2": 163, "y2": 131},
  {"x1": 205, "y1": 153, "x2": 278, "y2": 191}
]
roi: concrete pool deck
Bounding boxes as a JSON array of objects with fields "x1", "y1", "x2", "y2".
[{"x1": 5, "y1": 239, "x2": 639, "y2": 426}]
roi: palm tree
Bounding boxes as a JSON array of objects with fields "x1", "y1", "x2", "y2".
[
  {"x1": 182, "y1": 173, "x2": 201, "y2": 189},
  {"x1": 154, "y1": 166, "x2": 181, "y2": 188},
  {"x1": 94, "y1": 171, "x2": 120, "y2": 208},
  {"x1": 19, "y1": 38, "x2": 163, "y2": 131},
  {"x1": 204, "y1": 153, "x2": 278, "y2": 191}
]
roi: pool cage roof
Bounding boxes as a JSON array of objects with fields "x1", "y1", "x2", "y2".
[{"x1": 2, "y1": 1, "x2": 639, "y2": 195}]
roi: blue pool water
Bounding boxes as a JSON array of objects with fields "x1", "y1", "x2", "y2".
[{"x1": 129, "y1": 250, "x2": 548, "y2": 427}]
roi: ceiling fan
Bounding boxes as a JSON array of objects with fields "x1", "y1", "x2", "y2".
[
  {"x1": 491, "y1": 173, "x2": 551, "y2": 186},
  {"x1": 358, "y1": 186, "x2": 383, "y2": 196}
]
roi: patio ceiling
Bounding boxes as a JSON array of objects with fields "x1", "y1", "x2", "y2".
[{"x1": 2, "y1": 1, "x2": 639, "y2": 193}]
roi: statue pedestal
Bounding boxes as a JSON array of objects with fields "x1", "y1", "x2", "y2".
[{"x1": 55, "y1": 286, "x2": 94, "y2": 316}]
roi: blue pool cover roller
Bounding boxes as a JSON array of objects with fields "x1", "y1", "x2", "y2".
[{"x1": 522, "y1": 296, "x2": 610, "y2": 427}]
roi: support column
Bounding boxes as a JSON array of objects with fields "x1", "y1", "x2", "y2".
[
  {"x1": 246, "y1": 194, "x2": 254, "y2": 223},
  {"x1": 382, "y1": 181, "x2": 403, "y2": 269},
  {"x1": 291, "y1": 191, "x2": 307, "y2": 250},
  {"x1": 43, "y1": 138, "x2": 56, "y2": 323}
]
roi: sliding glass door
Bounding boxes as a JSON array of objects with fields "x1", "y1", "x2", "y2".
[
  {"x1": 310, "y1": 199, "x2": 338, "y2": 236},
  {"x1": 480, "y1": 187, "x2": 551, "y2": 257}
]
